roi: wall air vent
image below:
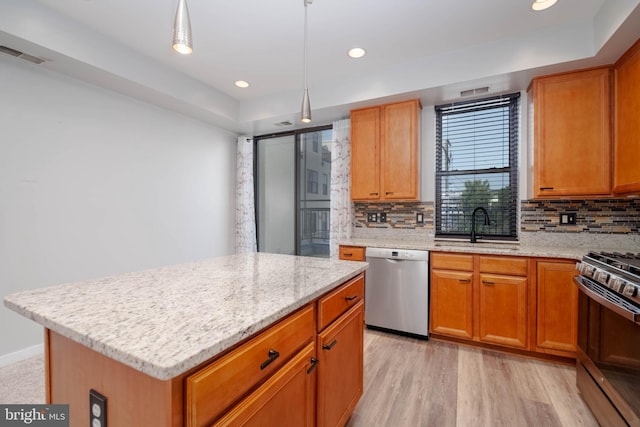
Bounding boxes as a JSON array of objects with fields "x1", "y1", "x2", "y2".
[
  {"x1": 460, "y1": 86, "x2": 490, "y2": 97},
  {"x1": 0, "y1": 45, "x2": 46, "y2": 64},
  {"x1": 274, "y1": 121, "x2": 293, "y2": 127}
]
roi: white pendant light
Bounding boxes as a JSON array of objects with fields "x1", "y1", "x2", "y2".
[
  {"x1": 301, "y1": 0, "x2": 312, "y2": 123},
  {"x1": 531, "y1": 0, "x2": 558, "y2": 11},
  {"x1": 173, "y1": 0, "x2": 193, "y2": 54}
]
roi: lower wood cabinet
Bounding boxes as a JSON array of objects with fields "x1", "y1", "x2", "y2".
[
  {"x1": 214, "y1": 343, "x2": 317, "y2": 427},
  {"x1": 317, "y1": 301, "x2": 364, "y2": 427},
  {"x1": 430, "y1": 268, "x2": 473, "y2": 339},
  {"x1": 185, "y1": 273, "x2": 366, "y2": 427},
  {"x1": 338, "y1": 245, "x2": 366, "y2": 261},
  {"x1": 536, "y1": 260, "x2": 578, "y2": 358},
  {"x1": 430, "y1": 252, "x2": 528, "y2": 350},
  {"x1": 479, "y1": 273, "x2": 528, "y2": 349},
  {"x1": 430, "y1": 251, "x2": 578, "y2": 359}
]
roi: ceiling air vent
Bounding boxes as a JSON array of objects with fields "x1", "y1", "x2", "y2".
[
  {"x1": 460, "y1": 86, "x2": 490, "y2": 97},
  {"x1": 274, "y1": 121, "x2": 293, "y2": 127},
  {"x1": 0, "y1": 45, "x2": 46, "y2": 64}
]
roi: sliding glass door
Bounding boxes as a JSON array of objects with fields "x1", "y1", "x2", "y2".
[{"x1": 256, "y1": 126, "x2": 332, "y2": 257}]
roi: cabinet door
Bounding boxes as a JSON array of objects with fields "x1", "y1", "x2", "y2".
[
  {"x1": 478, "y1": 274, "x2": 528, "y2": 349},
  {"x1": 533, "y1": 67, "x2": 612, "y2": 197},
  {"x1": 430, "y1": 269, "x2": 473, "y2": 339},
  {"x1": 213, "y1": 343, "x2": 316, "y2": 427},
  {"x1": 317, "y1": 301, "x2": 364, "y2": 427},
  {"x1": 536, "y1": 261, "x2": 578, "y2": 357},
  {"x1": 350, "y1": 106, "x2": 381, "y2": 200},
  {"x1": 381, "y1": 99, "x2": 420, "y2": 200},
  {"x1": 614, "y1": 39, "x2": 640, "y2": 195}
]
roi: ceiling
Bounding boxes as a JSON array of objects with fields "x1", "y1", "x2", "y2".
[{"x1": 1, "y1": 0, "x2": 640, "y2": 135}]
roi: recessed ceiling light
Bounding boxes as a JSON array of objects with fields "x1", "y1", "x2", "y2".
[
  {"x1": 531, "y1": 0, "x2": 558, "y2": 11},
  {"x1": 234, "y1": 80, "x2": 250, "y2": 88},
  {"x1": 348, "y1": 47, "x2": 366, "y2": 59}
]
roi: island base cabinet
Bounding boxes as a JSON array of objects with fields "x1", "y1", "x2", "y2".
[
  {"x1": 213, "y1": 342, "x2": 317, "y2": 427},
  {"x1": 317, "y1": 300, "x2": 364, "y2": 427},
  {"x1": 46, "y1": 330, "x2": 182, "y2": 427}
]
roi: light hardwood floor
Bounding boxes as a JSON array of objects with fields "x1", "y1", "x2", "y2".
[
  {"x1": 0, "y1": 330, "x2": 599, "y2": 426},
  {"x1": 347, "y1": 329, "x2": 598, "y2": 427}
]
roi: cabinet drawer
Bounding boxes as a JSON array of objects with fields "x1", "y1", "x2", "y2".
[
  {"x1": 213, "y1": 342, "x2": 316, "y2": 427},
  {"x1": 317, "y1": 274, "x2": 365, "y2": 331},
  {"x1": 185, "y1": 304, "x2": 315, "y2": 427},
  {"x1": 479, "y1": 255, "x2": 528, "y2": 276},
  {"x1": 430, "y1": 252, "x2": 474, "y2": 271},
  {"x1": 338, "y1": 246, "x2": 366, "y2": 261}
]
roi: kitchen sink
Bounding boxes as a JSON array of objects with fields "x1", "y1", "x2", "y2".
[{"x1": 432, "y1": 241, "x2": 521, "y2": 251}]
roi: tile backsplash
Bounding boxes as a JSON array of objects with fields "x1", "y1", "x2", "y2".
[
  {"x1": 520, "y1": 199, "x2": 640, "y2": 234},
  {"x1": 354, "y1": 201, "x2": 434, "y2": 229}
]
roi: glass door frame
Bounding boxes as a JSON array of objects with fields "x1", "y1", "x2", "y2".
[{"x1": 253, "y1": 124, "x2": 333, "y2": 256}]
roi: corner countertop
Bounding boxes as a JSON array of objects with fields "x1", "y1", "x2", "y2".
[
  {"x1": 3, "y1": 253, "x2": 368, "y2": 381},
  {"x1": 340, "y1": 238, "x2": 587, "y2": 261}
]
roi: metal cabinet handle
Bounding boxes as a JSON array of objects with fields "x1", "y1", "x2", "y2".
[
  {"x1": 459, "y1": 279, "x2": 471, "y2": 283},
  {"x1": 345, "y1": 295, "x2": 358, "y2": 301},
  {"x1": 385, "y1": 192, "x2": 394, "y2": 195},
  {"x1": 307, "y1": 358, "x2": 319, "y2": 374},
  {"x1": 539, "y1": 187, "x2": 554, "y2": 190},
  {"x1": 482, "y1": 280, "x2": 495, "y2": 285},
  {"x1": 343, "y1": 253, "x2": 353, "y2": 257},
  {"x1": 322, "y1": 339, "x2": 338, "y2": 350},
  {"x1": 369, "y1": 192, "x2": 379, "y2": 196},
  {"x1": 260, "y1": 349, "x2": 280, "y2": 370}
]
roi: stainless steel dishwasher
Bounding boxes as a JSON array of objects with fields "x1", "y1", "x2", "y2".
[{"x1": 365, "y1": 247, "x2": 429, "y2": 339}]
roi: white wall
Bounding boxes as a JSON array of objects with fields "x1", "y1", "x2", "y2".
[{"x1": 0, "y1": 56, "x2": 237, "y2": 361}]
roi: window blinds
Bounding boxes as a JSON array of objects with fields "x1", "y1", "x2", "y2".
[{"x1": 435, "y1": 93, "x2": 520, "y2": 240}]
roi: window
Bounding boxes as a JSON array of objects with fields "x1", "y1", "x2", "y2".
[
  {"x1": 435, "y1": 93, "x2": 520, "y2": 240},
  {"x1": 306, "y1": 169, "x2": 318, "y2": 194},
  {"x1": 322, "y1": 173, "x2": 329, "y2": 195}
]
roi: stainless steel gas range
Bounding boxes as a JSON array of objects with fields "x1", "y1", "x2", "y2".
[{"x1": 575, "y1": 251, "x2": 640, "y2": 427}]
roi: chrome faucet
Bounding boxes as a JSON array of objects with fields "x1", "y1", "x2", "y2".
[{"x1": 470, "y1": 207, "x2": 491, "y2": 243}]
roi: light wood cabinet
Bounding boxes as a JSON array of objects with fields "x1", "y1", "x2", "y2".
[
  {"x1": 338, "y1": 245, "x2": 366, "y2": 261},
  {"x1": 350, "y1": 99, "x2": 421, "y2": 201},
  {"x1": 478, "y1": 273, "x2": 528, "y2": 349},
  {"x1": 430, "y1": 252, "x2": 529, "y2": 351},
  {"x1": 536, "y1": 260, "x2": 578, "y2": 358},
  {"x1": 531, "y1": 67, "x2": 612, "y2": 198},
  {"x1": 614, "y1": 37, "x2": 640, "y2": 195},
  {"x1": 430, "y1": 268, "x2": 473, "y2": 339},
  {"x1": 186, "y1": 305, "x2": 315, "y2": 426},
  {"x1": 316, "y1": 300, "x2": 364, "y2": 427},
  {"x1": 213, "y1": 343, "x2": 316, "y2": 427}
]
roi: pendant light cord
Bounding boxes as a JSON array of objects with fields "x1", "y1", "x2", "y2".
[{"x1": 303, "y1": 0, "x2": 309, "y2": 91}]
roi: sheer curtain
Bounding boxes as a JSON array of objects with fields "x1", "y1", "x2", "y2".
[
  {"x1": 329, "y1": 119, "x2": 353, "y2": 257},
  {"x1": 235, "y1": 136, "x2": 257, "y2": 253}
]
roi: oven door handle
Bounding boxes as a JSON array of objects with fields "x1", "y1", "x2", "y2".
[{"x1": 574, "y1": 277, "x2": 640, "y2": 325}]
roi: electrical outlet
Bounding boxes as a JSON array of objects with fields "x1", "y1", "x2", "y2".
[
  {"x1": 90, "y1": 389, "x2": 107, "y2": 427},
  {"x1": 367, "y1": 213, "x2": 378, "y2": 223},
  {"x1": 559, "y1": 212, "x2": 577, "y2": 225},
  {"x1": 379, "y1": 212, "x2": 387, "y2": 223},
  {"x1": 416, "y1": 212, "x2": 424, "y2": 224}
]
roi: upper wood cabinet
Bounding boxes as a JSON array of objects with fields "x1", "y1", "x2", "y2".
[
  {"x1": 350, "y1": 99, "x2": 421, "y2": 201},
  {"x1": 531, "y1": 67, "x2": 613, "y2": 198},
  {"x1": 614, "y1": 38, "x2": 640, "y2": 195}
]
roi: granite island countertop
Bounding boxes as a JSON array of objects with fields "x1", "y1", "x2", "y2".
[{"x1": 4, "y1": 252, "x2": 368, "y2": 381}]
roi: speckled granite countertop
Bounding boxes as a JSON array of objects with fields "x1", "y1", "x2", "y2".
[
  {"x1": 340, "y1": 238, "x2": 587, "y2": 260},
  {"x1": 4, "y1": 253, "x2": 367, "y2": 381}
]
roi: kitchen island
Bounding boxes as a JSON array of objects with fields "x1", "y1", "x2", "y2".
[{"x1": 4, "y1": 252, "x2": 368, "y2": 426}]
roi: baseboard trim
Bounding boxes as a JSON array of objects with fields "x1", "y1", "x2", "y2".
[{"x1": 0, "y1": 344, "x2": 44, "y2": 368}]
